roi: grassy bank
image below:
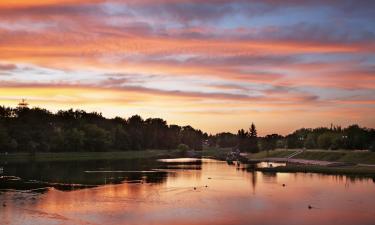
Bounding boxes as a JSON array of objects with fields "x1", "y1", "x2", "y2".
[
  {"x1": 201, "y1": 147, "x2": 232, "y2": 159},
  {"x1": 290, "y1": 150, "x2": 375, "y2": 164},
  {"x1": 248, "y1": 149, "x2": 297, "y2": 159},
  {"x1": 255, "y1": 164, "x2": 375, "y2": 177},
  {"x1": 248, "y1": 149, "x2": 375, "y2": 165},
  {"x1": 247, "y1": 149, "x2": 375, "y2": 176},
  {"x1": 0, "y1": 150, "x2": 183, "y2": 163}
]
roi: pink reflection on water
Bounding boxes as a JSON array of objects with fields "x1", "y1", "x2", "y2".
[{"x1": 1, "y1": 159, "x2": 374, "y2": 225}]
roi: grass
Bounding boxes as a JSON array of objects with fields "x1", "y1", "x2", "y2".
[
  {"x1": 0, "y1": 149, "x2": 183, "y2": 163},
  {"x1": 247, "y1": 149, "x2": 375, "y2": 176},
  {"x1": 248, "y1": 149, "x2": 297, "y2": 159},
  {"x1": 247, "y1": 149, "x2": 375, "y2": 165},
  {"x1": 291, "y1": 150, "x2": 375, "y2": 164},
  {"x1": 255, "y1": 164, "x2": 375, "y2": 177},
  {"x1": 201, "y1": 147, "x2": 232, "y2": 159}
]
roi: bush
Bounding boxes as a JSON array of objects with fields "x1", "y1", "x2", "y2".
[
  {"x1": 177, "y1": 143, "x2": 189, "y2": 151},
  {"x1": 370, "y1": 141, "x2": 375, "y2": 152}
]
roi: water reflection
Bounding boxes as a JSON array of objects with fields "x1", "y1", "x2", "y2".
[{"x1": 1, "y1": 158, "x2": 374, "y2": 225}]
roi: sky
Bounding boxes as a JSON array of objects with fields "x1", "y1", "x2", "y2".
[{"x1": 0, "y1": 0, "x2": 374, "y2": 135}]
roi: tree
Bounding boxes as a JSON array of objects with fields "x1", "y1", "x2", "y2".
[
  {"x1": 249, "y1": 123, "x2": 257, "y2": 137},
  {"x1": 82, "y1": 124, "x2": 110, "y2": 151},
  {"x1": 237, "y1": 123, "x2": 259, "y2": 153},
  {"x1": 317, "y1": 132, "x2": 334, "y2": 149},
  {"x1": 304, "y1": 133, "x2": 317, "y2": 149},
  {"x1": 64, "y1": 128, "x2": 85, "y2": 152},
  {"x1": 215, "y1": 132, "x2": 237, "y2": 148},
  {"x1": 111, "y1": 126, "x2": 130, "y2": 151},
  {"x1": 126, "y1": 115, "x2": 145, "y2": 150},
  {"x1": 0, "y1": 124, "x2": 10, "y2": 152},
  {"x1": 248, "y1": 123, "x2": 259, "y2": 153},
  {"x1": 260, "y1": 134, "x2": 283, "y2": 151},
  {"x1": 180, "y1": 126, "x2": 203, "y2": 150},
  {"x1": 237, "y1": 129, "x2": 248, "y2": 152},
  {"x1": 1, "y1": 105, "x2": 374, "y2": 153}
]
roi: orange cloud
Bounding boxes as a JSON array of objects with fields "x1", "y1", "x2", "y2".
[{"x1": 0, "y1": 0, "x2": 374, "y2": 134}]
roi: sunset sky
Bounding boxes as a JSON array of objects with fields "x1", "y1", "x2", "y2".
[{"x1": 0, "y1": 0, "x2": 374, "y2": 135}]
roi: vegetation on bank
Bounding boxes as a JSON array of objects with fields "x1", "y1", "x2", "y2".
[
  {"x1": 210, "y1": 125, "x2": 375, "y2": 152},
  {"x1": 254, "y1": 164, "x2": 375, "y2": 177},
  {"x1": 248, "y1": 149, "x2": 375, "y2": 165},
  {"x1": 290, "y1": 150, "x2": 375, "y2": 164},
  {"x1": 0, "y1": 150, "x2": 184, "y2": 163},
  {"x1": 0, "y1": 105, "x2": 374, "y2": 155},
  {"x1": 0, "y1": 106, "x2": 206, "y2": 153},
  {"x1": 247, "y1": 149, "x2": 297, "y2": 159}
]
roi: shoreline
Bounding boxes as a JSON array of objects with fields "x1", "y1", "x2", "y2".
[
  {"x1": 253, "y1": 164, "x2": 375, "y2": 178},
  {"x1": 2, "y1": 149, "x2": 375, "y2": 177},
  {"x1": 0, "y1": 150, "x2": 183, "y2": 163},
  {"x1": 245, "y1": 149, "x2": 375, "y2": 177}
]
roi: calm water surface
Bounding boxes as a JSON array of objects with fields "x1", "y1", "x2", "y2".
[{"x1": 1, "y1": 158, "x2": 374, "y2": 225}]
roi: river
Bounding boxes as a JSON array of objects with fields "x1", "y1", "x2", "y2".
[{"x1": 1, "y1": 158, "x2": 374, "y2": 225}]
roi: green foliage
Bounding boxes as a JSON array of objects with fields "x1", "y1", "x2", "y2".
[
  {"x1": 177, "y1": 143, "x2": 189, "y2": 155},
  {"x1": 259, "y1": 134, "x2": 283, "y2": 151},
  {"x1": 177, "y1": 144, "x2": 189, "y2": 151},
  {"x1": 0, "y1": 123, "x2": 10, "y2": 151},
  {"x1": 370, "y1": 141, "x2": 375, "y2": 152},
  {"x1": 304, "y1": 133, "x2": 316, "y2": 149},
  {"x1": 317, "y1": 132, "x2": 334, "y2": 149},
  {"x1": 180, "y1": 126, "x2": 204, "y2": 150},
  {"x1": 1, "y1": 105, "x2": 374, "y2": 153},
  {"x1": 0, "y1": 106, "x2": 205, "y2": 153},
  {"x1": 212, "y1": 132, "x2": 237, "y2": 148},
  {"x1": 286, "y1": 125, "x2": 374, "y2": 150}
]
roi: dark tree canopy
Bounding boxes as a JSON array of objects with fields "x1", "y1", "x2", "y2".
[
  {"x1": 284, "y1": 125, "x2": 375, "y2": 151},
  {"x1": 208, "y1": 124, "x2": 374, "y2": 152},
  {"x1": 235, "y1": 123, "x2": 259, "y2": 153},
  {"x1": 0, "y1": 105, "x2": 374, "y2": 153},
  {"x1": 0, "y1": 106, "x2": 205, "y2": 152}
]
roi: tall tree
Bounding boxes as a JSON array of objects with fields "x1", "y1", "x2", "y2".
[{"x1": 248, "y1": 123, "x2": 259, "y2": 153}]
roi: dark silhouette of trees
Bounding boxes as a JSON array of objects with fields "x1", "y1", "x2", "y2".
[
  {"x1": 211, "y1": 132, "x2": 237, "y2": 148},
  {"x1": 237, "y1": 129, "x2": 248, "y2": 151},
  {"x1": 248, "y1": 123, "x2": 259, "y2": 153},
  {"x1": 0, "y1": 106, "x2": 205, "y2": 152},
  {"x1": 285, "y1": 125, "x2": 375, "y2": 150},
  {"x1": 237, "y1": 123, "x2": 259, "y2": 153},
  {"x1": 210, "y1": 123, "x2": 374, "y2": 152},
  {"x1": 180, "y1": 126, "x2": 204, "y2": 151},
  {"x1": 0, "y1": 105, "x2": 374, "y2": 153},
  {"x1": 249, "y1": 123, "x2": 257, "y2": 137},
  {"x1": 259, "y1": 134, "x2": 283, "y2": 151}
]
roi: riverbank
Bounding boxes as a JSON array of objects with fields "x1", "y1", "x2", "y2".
[
  {"x1": 248, "y1": 149, "x2": 375, "y2": 164},
  {"x1": 0, "y1": 150, "x2": 184, "y2": 163},
  {"x1": 2, "y1": 148, "x2": 374, "y2": 177},
  {"x1": 255, "y1": 164, "x2": 375, "y2": 177},
  {"x1": 247, "y1": 149, "x2": 375, "y2": 177}
]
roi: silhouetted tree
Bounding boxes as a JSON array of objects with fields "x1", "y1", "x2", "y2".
[
  {"x1": 237, "y1": 123, "x2": 259, "y2": 153},
  {"x1": 260, "y1": 134, "x2": 283, "y2": 151},
  {"x1": 0, "y1": 105, "x2": 374, "y2": 153}
]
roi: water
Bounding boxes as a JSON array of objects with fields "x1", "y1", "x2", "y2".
[{"x1": 1, "y1": 158, "x2": 374, "y2": 225}]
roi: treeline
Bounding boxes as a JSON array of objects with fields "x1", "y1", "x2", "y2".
[
  {"x1": 1, "y1": 106, "x2": 374, "y2": 153},
  {"x1": 0, "y1": 106, "x2": 206, "y2": 152},
  {"x1": 209, "y1": 124, "x2": 375, "y2": 152},
  {"x1": 283, "y1": 125, "x2": 375, "y2": 151},
  {"x1": 208, "y1": 123, "x2": 260, "y2": 153}
]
